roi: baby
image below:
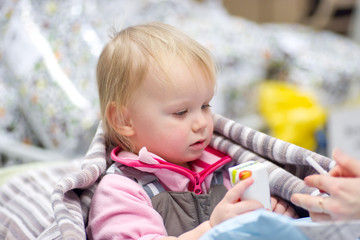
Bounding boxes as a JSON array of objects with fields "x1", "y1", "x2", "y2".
[{"x1": 86, "y1": 22, "x2": 297, "y2": 240}]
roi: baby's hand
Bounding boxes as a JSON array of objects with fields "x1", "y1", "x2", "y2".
[
  {"x1": 271, "y1": 196, "x2": 298, "y2": 218},
  {"x1": 210, "y1": 177, "x2": 263, "y2": 227}
]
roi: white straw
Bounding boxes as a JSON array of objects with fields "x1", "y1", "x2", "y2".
[{"x1": 305, "y1": 156, "x2": 329, "y2": 175}]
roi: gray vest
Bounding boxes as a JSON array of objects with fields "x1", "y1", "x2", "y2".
[
  {"x1": 151, "y1": 184, "x2": 227, "y2": 236},
  {"x1": 107, "y1": 164, "x2": 227, "y2": 237}
]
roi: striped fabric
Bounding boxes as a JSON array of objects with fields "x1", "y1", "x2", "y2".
[
  {"x1": 0, "y1": 161, "x2": 82, "y2": 239},
  {"x1": 0, "y1": 114, "x2": 337, "y2": 239},
  {"x1": 210, "y1": 114, "x2": 335, "y2": 200}
]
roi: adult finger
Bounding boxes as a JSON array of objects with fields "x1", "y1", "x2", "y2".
[
  {"x1": 329, "y1": 165, "x2": 342, "y2": 177},
  {"x1": 310, "y1": 212, "x2": 332, "y2": 222},
  {"x1": 303, "y1": 175, "x2": 336, "y2": 195},
  {"x1": 224, "y1": 177, "x2": 254, "y2": 203},
  {"x1": 332, "y1": 148, "x2": 360, "y2": 177},
  {"x1": 291, "y1": 194, "x2": 329, "y2": 213}
]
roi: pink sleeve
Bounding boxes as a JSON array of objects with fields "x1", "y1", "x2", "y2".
[{"x1": 86, "y1": 174, "x2": 167, "y2": 240}]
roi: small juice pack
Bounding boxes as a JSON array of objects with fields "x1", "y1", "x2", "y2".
[{"x1": 228, "y1": 161, "x2": 271, "y2": 210}]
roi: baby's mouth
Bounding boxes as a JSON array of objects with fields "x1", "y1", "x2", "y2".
[
  {"x1": 190, "y1": 139, "x2": 206, "y2": 149},
  {"x1": 193, "y1": 139, "x2": 204, "y2": 145}
]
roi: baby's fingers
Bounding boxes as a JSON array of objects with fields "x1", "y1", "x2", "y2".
[
  {"x1": 224, "y1": 177, "x2": 254, "y2": 203},
  {"x1": 272, "y1": 198, "x2": 288, "y2": 214},
  {"x1": 233, "y1": 199, "x2": 264, "y2": 215}
]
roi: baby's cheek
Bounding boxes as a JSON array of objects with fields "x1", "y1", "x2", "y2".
[
  {"x1": 171, "y1": 131, "x2": 189, "y2": 146},
  {"x1": 161, "y1": 128, "x2": 187, "y2": 146}
]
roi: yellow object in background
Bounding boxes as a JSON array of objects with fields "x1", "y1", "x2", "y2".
[{"x1": 258, "y1": 81, "x2": 326, "y2": 151}]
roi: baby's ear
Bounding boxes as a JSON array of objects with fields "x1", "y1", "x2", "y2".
[{"x1": 106, "y1": 102, "x2": 135, "y2": 136}]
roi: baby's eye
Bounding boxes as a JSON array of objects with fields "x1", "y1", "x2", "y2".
[
  {"x1": 201, "y1": 104, "x2": 211, "y2": 110},
  {"x1": 173, "y1": 109, "x2": 188, "y2": 118}
]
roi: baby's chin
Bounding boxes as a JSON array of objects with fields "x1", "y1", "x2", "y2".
[
  {"x1": 184, "y1": 151, "x2": 205, "y2": 163},
  {"x1": 166, "y1": 154, "x2": 202, "y2": 167}
]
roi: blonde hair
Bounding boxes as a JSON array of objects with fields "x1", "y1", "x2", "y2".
[{"x1": 97, "y1": 22, "x2": 216, "y2": 151}]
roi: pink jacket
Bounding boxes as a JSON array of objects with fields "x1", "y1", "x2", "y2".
[{"x1": 86, "y1": 146, "x2": 232, "y2": 239}]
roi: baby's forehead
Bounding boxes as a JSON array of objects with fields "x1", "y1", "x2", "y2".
[{"x1": 149, "y1": 56, "x2": 213, "y2": 81}]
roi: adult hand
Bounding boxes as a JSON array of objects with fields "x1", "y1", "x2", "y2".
[
  {"x1": 329, "y1": 148, "x2": 360, "y2": 178},
  {"x1": 210, "y1": 177, "x2": 263, "y2": 227},
  {"x1": 291, "y1": 149, "x2": 360, "y2": 221}
]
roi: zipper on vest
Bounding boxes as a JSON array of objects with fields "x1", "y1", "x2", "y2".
[
  {"x1": 192, "y1": 155, "x2": 231, "y2": 194},
  {"x1": 193, "y1": 172, "x2": 202, "y2": 194}
]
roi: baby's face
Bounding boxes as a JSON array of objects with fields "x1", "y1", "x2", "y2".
[{"x1": 126, "y1": 60, "x2": 214, "y2": 168}]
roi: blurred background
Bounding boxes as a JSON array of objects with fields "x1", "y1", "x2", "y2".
[{"x1": 1, "y1": 0, "x2": 360, "y2": 166}]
